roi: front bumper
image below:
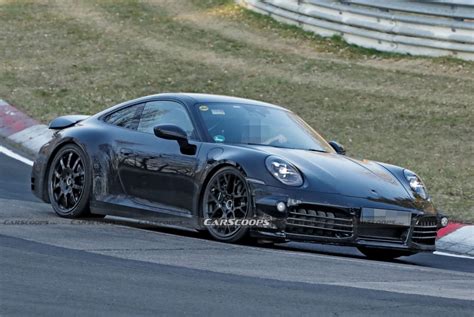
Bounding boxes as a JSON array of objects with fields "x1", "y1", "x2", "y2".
[{"x1": 248, "y1": 183, "x2": 441, "y2": 252}]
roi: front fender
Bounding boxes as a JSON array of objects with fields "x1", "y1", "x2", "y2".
[
  {"x1": 197, "y1": 143, "x2": 284, "y2": 189},
  {"x1": 376, "y1": 161, "x2": 437, "y2": 214}
]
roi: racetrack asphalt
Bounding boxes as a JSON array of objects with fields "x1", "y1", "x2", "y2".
[{"x1": 0, "y1": 141, "x2": 473, "y2": 316}]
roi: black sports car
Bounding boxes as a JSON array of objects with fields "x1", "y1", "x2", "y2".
[{"x1": 32, "y1": 93, "x2": 448, "y2": 259}]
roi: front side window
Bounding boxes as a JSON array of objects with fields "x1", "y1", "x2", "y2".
[
  {"x1": 104, "y1": 104, "x2": 142, "y2": 130},
  {"x1": 137, "y1": 101, "x2": 195, "y2": 138}
]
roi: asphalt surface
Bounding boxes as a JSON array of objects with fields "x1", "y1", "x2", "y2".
[{"x1": 1, "y1": 141, "x2": 473, "y2": 316}]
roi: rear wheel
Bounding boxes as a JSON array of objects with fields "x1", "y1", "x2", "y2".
[
  {"x1": 357, "y1": 247, "x2": 415, "y2": 260},
  {"x1": 202, "y1": 166, "x2": 251, "y2": 243},
  {"x1": 47, "y1": 144, "x2": 92, "y2": 218}
]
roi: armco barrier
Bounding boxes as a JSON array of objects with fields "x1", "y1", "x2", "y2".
[{"x1": 237, "y1": 0, "x2": 474, "y2": 60}]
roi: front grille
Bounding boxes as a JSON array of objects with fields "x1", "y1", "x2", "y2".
[
  {"x1": 412, "y1": 217, "x2": 438, "y2": 245},
  {"x1": 286, "y1": 206, "x2": 354, "y2": 239},
  {"x1": 359, "y1": 224, "x2": 408, "y2": 243}
]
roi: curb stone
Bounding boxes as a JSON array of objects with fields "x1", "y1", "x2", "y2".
[
  {"x1": 436, "y1": 226, "x2": 474, "y2": 256},
  {"x1": 0, "y1": 99, "x2": 53, "y2": 155}
]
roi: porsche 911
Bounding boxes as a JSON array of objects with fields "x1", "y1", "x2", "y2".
[{"x1": 31, "y1": 93, "x2": 448, "y2": 259}]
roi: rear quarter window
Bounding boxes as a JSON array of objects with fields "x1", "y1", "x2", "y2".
[{"x1": 104, "y1": 104, "x2": 143, "y2": 130}]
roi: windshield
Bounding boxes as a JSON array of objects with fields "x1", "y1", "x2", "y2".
[{"x1": 197, "y1": 102, "x2": 334, "y2": 152}]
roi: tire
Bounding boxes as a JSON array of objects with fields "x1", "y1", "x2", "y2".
[
  {"x1": 357, "y1": 247, "x2": 415, "y2": 260},
  {"x1": 47, "y1": 144, "x2": 92, "y2": 218},
  {"x1": 201, "y1": 166, "x2": 252, "y2": 243}
]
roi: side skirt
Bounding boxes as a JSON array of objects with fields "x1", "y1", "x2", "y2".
[{"x1": 90, "y1": 197, "x2": 199, "y2": 230}]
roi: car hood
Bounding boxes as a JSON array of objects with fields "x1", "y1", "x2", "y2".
[{"x1": 247, "y1": 146, "x2": 413, "y2": 204}]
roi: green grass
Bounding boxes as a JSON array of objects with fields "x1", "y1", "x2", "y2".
[{"x1": 0, "y1": 0, "x2": 473, "y2": 222}]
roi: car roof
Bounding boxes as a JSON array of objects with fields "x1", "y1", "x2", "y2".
[
  {"x1": 148, "y1": 93, "x2": 288, "y2": 111},
  {"x1": 94, "y1": 93, "x2": 289, "y2": 119}
]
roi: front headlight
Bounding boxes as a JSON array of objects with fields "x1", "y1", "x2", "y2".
[
  {"x1": 403, "y1": 169, "x2": 428, "y2": 200},
  {"x1": 265, "y1": 156, "x2": 303, "y2": 186}
]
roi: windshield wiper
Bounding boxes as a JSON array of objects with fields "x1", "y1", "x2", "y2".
[
  {"x1": 244, "y1": 143, "x2": 327, "y2": 152},
  {"x1": 244, "y1": 143, "x2": 291, "y2": 149}
]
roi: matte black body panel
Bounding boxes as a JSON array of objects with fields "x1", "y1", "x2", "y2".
[{"x1": 32, "y1": 93, "x2": 441, "y2": 252}]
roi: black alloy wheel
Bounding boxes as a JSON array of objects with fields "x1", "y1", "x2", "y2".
[
  {"x1": 48, "y1": 144, "x2": 91, "y2": 218},
  {"x1": 202, "y1": 166, "x2": 251, "y2": 242}
]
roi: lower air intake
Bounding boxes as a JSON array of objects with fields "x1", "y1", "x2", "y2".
[
  {"x1": 412, "y1": 217, "x2": 438, "y2": 246},
  {"x1": 286, "y1": 206, "x2": 353, "y2": 239}
]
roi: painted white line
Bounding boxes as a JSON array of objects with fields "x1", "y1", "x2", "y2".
[
  {"x1": 0, "y1": 145, "x2": 33, "y2": 166},
  {"x1": 434, "y1": 251, "x2": 474, "y2": 260}
]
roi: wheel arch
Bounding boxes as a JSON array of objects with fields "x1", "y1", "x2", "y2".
[{"x1": 196, "y1": 161, "x2": 249, "y2": 222}]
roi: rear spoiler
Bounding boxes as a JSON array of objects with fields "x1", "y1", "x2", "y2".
[{"x1": 49, "y1": 115, "x2": 90, "y2": 130}]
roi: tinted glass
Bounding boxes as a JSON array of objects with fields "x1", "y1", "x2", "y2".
[
  {"x1": 138, "y1": 101, "x2": 195, "y2": 138},
  {"x1": 104, "y1": 105, "x2": 141, "y2": 130},
  {"x1": 197, "y1": 103, "x2": 333, "y2": 152}
]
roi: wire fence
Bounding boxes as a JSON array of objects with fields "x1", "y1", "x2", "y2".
[{"x1": 237, "y1": 0, "x2": 474, "y2": 60}]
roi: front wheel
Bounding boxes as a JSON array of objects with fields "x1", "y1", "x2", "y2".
[
  {"x1": 201, "y1": 166, "x2": 252, "y2": 243},
  {"x1": 47, "y1": 144, "x2": 92, "y2": 218},
  {"x1": 357, "y1": 247, "x2": 415, "y2": 260}
]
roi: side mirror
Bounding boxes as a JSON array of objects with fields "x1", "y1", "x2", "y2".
[
  {"x1": 329, "y1": 141, "x2": 346, "y2": 155},
  {"x1": 154, "y1": 124, "x2": 187, "y2": 141},
  {"x1": 153, "y1": 124, "x2": 196, "y2": 155}
]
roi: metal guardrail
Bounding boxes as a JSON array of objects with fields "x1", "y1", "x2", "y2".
[{"x1": 237, "y1": 0, "x2": 474, "y2": 60}]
